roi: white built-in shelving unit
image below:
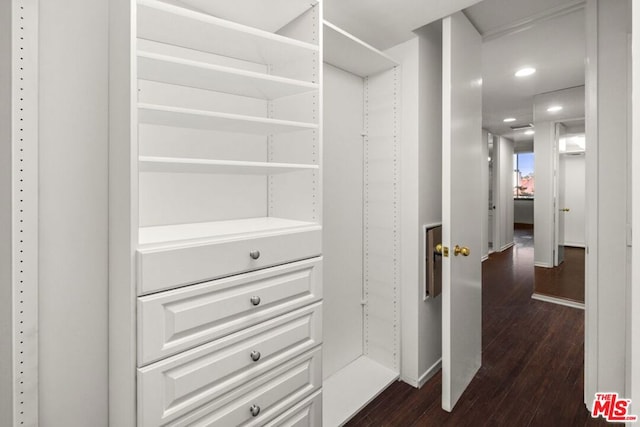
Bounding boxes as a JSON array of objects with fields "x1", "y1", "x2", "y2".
[
  {"x1": 322, "y1": 20, "x2": 400, "y2": 427},
  {"x1": 109, "y1": 0, "x2": 322, "y2": 425}
]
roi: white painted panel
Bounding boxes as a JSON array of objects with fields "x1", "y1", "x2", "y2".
[
  {"x1": 534, "y1": 120, "x2": 555, "y2": 267},
  {"x1": 322, "y1": 356, "x2": 398, "y2": 427},
  {"x1": 137, "y1": 226, "x2": 322, "y2": 294},
  {"x1": 139, "y1": 348, "x2": 321, "y2": 427},
  {"x1": 441, "y1": 12, "x2": 482, "y2": 412},
  {"x1": 265, "y1": 391, "x2": 322, "y2": 427},
  {"x1": 632, "y1": 0, "x2": 640, "y2": 412},
  {"x1": 323, "y1": 21, "x2": 398, "y2": 78},
  {"x1": 0, "y1": 2, "x2": 11, "y2": 424},
  {"x1": 39, "y1": 1, "x2": 109, "y2": 426},
  {"x1": 137, "y1": 261, "x2": 322, "y2": 363},
  {"x1": 560, "y1": 153, "x2": 586, "y2": 246},
  {"x1": 497, "y1": 136, "x2": 514, "y2": 250},
  {"x1": 138, "y1": 306, "x2": 321, "y2": 422},
  {"x1": 363, "y1": 67, "x2": 400, "y2": 372},
  {"x1": 322, "y1": 63, "x2": 364, "y2": 379}
]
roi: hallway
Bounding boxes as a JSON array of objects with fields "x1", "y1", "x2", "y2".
[{"x1": 346, "y1": 231, "x2": 606, "y2": 426}]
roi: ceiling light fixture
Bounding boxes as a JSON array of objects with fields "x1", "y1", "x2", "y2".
[
  {"x1": 524, "y1": 130, "x2": 535, "y2": 136},
  {"x1": 503, "y1": 117, "x2": 516, "y2": 123},
  {"x1": 547, "y1": 105, "x2": 563, "y2": 112},
  {"x1": 515, "y1": 67, "x2": 536, "y2": 77}
]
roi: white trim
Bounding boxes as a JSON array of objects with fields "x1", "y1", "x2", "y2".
[
  {"x1": 482, "y1": 0, "x2": 586, "y2": 41},
  {"x1": 563, "y1": 242, "x2": 586, "y2": 248},
  {"x1": 532, "y1": 293, "x2": 585, "y2": 310},
  {"x1": 534, "y1": 261, "x2": 554, "y2": 268},
  {"x1": 481, "y1": 254, "x2": 489, "y2": 262},
  {"x1": 584, "y1": 0, "x2": 599, "y2": 407},
  {"x1": 12, "y1": 1, "x2": 38, "y2": 425},
  {"x1": 417, "y1": 358, "x2": 442, "y2": 388},
  {"x1": 499, "y1": 241, "x2": 515, "y2": 252},
  {"x1": 632, "y1": 0, "x2": 640, "y2": 415}
]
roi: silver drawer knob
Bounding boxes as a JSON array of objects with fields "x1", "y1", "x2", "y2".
[
  {"x1": 250, "y1": 404, "x2": 261, "y2": 417},
  {"x1": 250, "y1": 350, "x2": 261, "y2": 362},
  {"x1": 249, "y1": 250, "x2": 260, "y2": 260},
  {"x1": 250, "y1": 295, "x2": 261, "y2": 306}
]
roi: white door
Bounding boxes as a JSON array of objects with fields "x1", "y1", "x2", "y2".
[
  {"x1": 442, "y1": 12, "x2": 483, "y2": 412},
  {"x1": 554, "y1": 123, "x2": 567, "y2": 266}
]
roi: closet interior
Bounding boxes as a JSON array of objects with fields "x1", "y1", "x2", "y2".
[
  {"x1": 322, "y1": 21, "x2": 401, "y2": 426},
  {"x1": 110, "y1": 0, "x2": 323, "y2": 425}
]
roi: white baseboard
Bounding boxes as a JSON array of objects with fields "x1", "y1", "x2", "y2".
[
  {"x1": 481, "y1": 254, "x2": 489, "y2": 262},
  {"x1": 417, "y1": 358, "x2": 442, "y2": 388},
  {"x1": 534, "y1": 261, "x2": 553, "y2": 268},
  {"x1": 499, "y1": 241, "x2": 515, "y2": 252},
  {"x1": 563, "y1": 242, "x2": 586, "y2": 248},
  {"x1": 531, "y1": 293, "x2": 585, "y2": 310}
]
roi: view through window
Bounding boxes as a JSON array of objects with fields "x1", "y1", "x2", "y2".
[{"x1": 514, "y1": 152, "x2": 534, "y2": 199}]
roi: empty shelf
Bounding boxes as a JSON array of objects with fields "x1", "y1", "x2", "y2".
[
  {"x1": 139, "y1": 217, "x2": 321, "y2": 246},
  {"x1": 138, "y1": 0, "x2": 319, "y2": 66},
  {"x1": 323, "y1": 356, "x2": 398, "y2": 426},
  {"x1": 166, "y1": 0, "x2": 318, "y2": 33},
  {"x1": 138, "y1": 103, "x2": 317, "y2": 134},
  {"x1": 139, "y1": 156, "x2": 318, "y2": 175},
  {"x1": 138, "y1": 52, "x2": 318, "y2": 100},
  {"x1": 323, "y1": 21, "x2": 398, "y2": 78}
]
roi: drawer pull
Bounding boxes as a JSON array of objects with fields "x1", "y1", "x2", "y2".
[
  {"x1": 249, "y1": 250, "x2": 261, "y2": 260},
  {"x1": 250, "y1": 350, "x2": 261, "y2": 362},
  {"x1": 250, "y1": 295, "x2": 261, "y2": 306},
  {"x1": 249, "y1": 404, "x2": 261, "y2": 417}
]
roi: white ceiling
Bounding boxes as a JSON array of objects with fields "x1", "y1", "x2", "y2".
[{"x1": 324, "y1": 0, "x2": 587, "y2": 146}]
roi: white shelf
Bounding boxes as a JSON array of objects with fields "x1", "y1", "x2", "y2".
[
  {"x1": 323, "y1": 356, "x2": 398, "y2": 427},
  {"x1": 138, "y1": 0, "x2": 319, "y2": 66},
  {"x1": 138, "y1": 103, "x2": 317, "y2": 134},
  {"x1": 139, "y1": 217, "x2": 321, "y2": 246},
  {"x1": 323, "y1": 21, "x2": 398, "y2": 78},
  {"x1": 171, "y1": 0, "x2": 318, "y2": 33},
  {"x1": 139, "y1": 156, "x2": 318, "y2": 175},
  {"x1": 137, "y1": 51, "x2": 318, "y2": 100}
]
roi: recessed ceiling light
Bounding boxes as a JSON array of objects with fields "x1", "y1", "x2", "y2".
[
  {"x1": 524, "y1": 130, "x2": 535, "y2": 136},
  {"x1": 515, "y1": 67, "x2": 536, "y2": 77},
  {"x1": 503, "y1": 117, "x2": 516, "y2": 122},
  {"x1": 547, "y1": 105, "x2": 563, "y2": 112}
]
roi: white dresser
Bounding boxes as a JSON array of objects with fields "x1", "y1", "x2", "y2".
[{"x1": 109, "y1": 1, "x2": 323, "y2": 425}]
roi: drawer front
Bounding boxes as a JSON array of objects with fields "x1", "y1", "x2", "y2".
[
  {"x1": 138, "y1": 258, "x2": 322, "y2": 364},
  {"x1": 139, "y1": 347, "x2": 322, "y2": 427},
  {"x1": 264, "y1": 390, "x2": 322, "y2": 427},
  {"x1": 137, "y1": 227, "x2": 322, "y2": 295}
]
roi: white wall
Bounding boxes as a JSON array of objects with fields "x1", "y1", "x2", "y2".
[
  {"x1": 560, "y1": 153, "x2": 586, "y2": 247},
  {"x1": 495, "y1": 136, "x2": 514, "y2": 251},
  {"x1": 514, "y1": 200, "x2": 534, "y2": 225},
  {"x1": 0, "y1": 2, "x2": 12, "y2": 425},
  {"x1": 387, "y1": 21, "x2": 443, "y2": 387},
  {"x1": 39, "y1": 1, "x2": 109, "y2": 425},
  {"x1": 534, "y1": 120, "x2": 554, "y2": 267},
  {"x1": 585, "y1": 0, "x2": 631, "y2": 402},
  {"x1": 322, "y1": 63, "x2": 364, "y2": 379}
]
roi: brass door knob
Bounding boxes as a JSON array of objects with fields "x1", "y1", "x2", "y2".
[
  {"x1": 454, "y1": 245, "x2": 470, "y2": 257},
  {"x1": 435, "y1": 244, "x2": 443, "y2": 254},
  {"x1": 435, "y1": 244, "x2": 449, "y2": 257}
]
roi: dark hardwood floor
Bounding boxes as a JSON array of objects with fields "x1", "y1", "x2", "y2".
[
  {"x1": 534, "y1": 246, "x2": 585, "y2": 303},
  {"x1": 345, "y1": 230, "x2": 605, "y2": 427}
]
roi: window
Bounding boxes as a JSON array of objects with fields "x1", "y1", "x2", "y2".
[{"x1": 514, "y1": 152, "x2": 534, "y2": 199}]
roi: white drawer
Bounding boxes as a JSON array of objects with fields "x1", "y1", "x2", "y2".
[
  {"x1": 138, "y1": 347, "x2": 322, "y2": 427},
  {"x1": 264, "y1": 390, "x2": 322, "y2": 427},
  {"x1": 137, "y1": 227, "x2": 322, "y2": 295},
  {"x1": 137, "y1": 257, "x2": 322, "y2": 365}
]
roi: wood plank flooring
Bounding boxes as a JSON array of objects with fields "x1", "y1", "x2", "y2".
[
  {"x1": 534, "y1": 246, "x2": 585, "y2": 303},
  {"x1": 345, "y1": 230, "x2": 605, "y2": 427}
]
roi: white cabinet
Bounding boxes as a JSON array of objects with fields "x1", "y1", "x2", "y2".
[{"x1": 109, "y1": 0, "x2": 323, "y2": 424}]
